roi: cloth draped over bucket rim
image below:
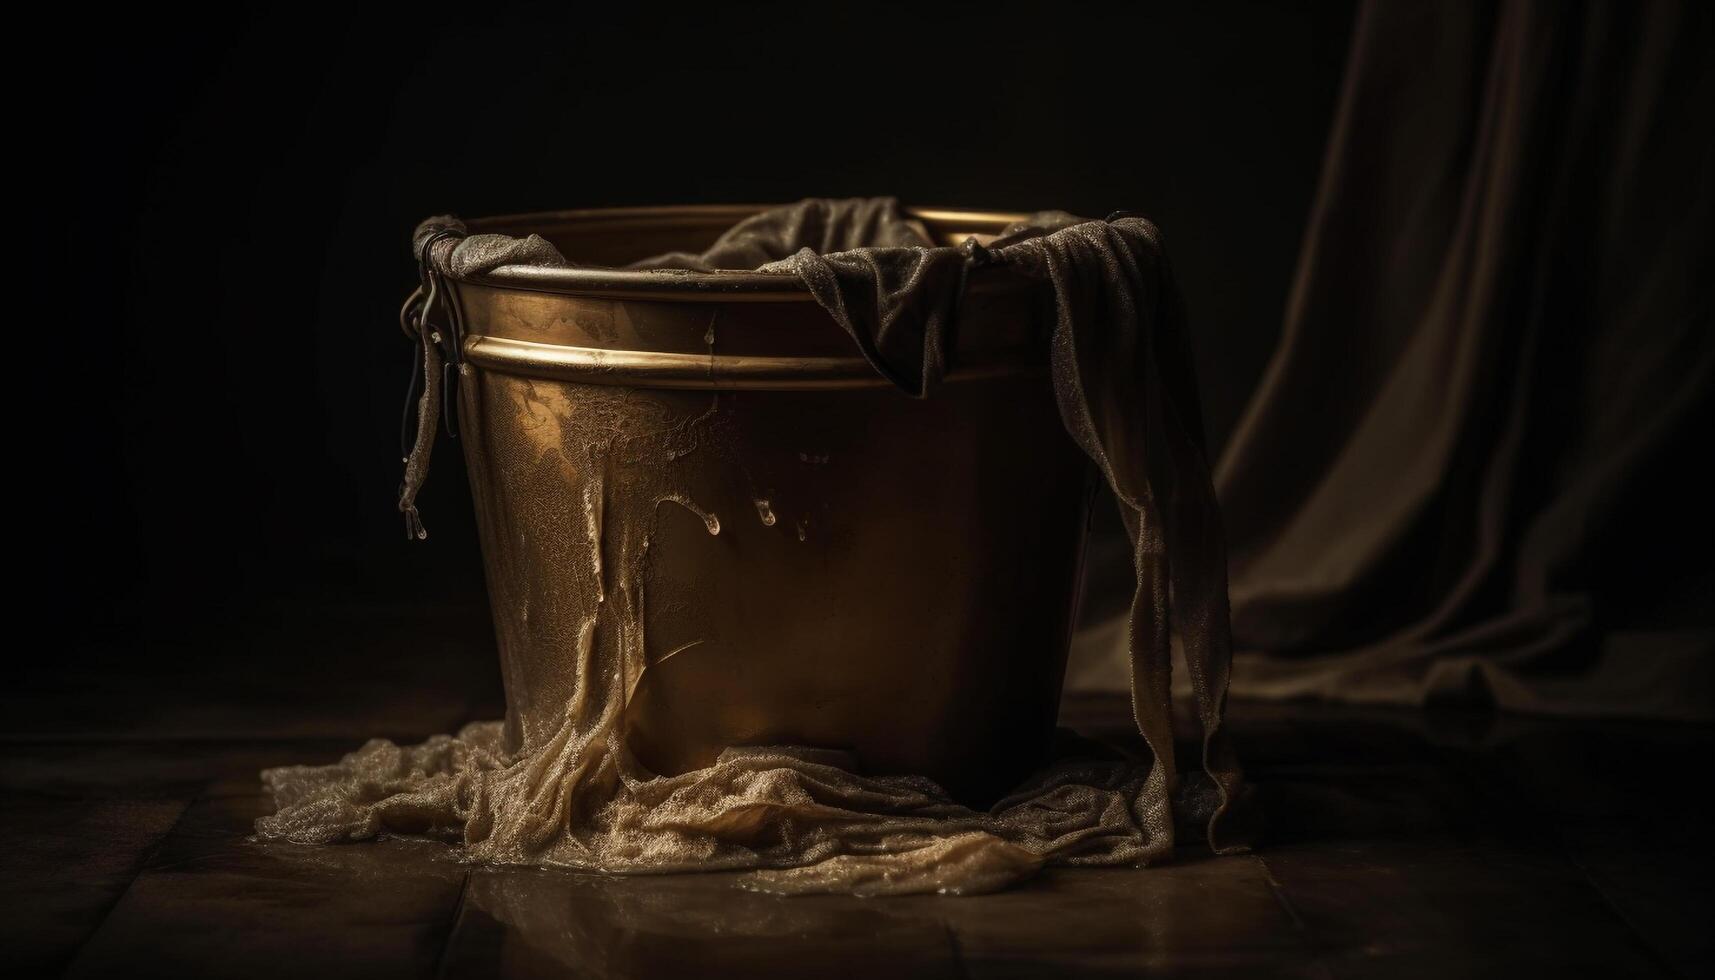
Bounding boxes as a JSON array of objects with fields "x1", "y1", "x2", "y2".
[{"x1": 307, "y1": 198, "x2": 1244, "y2": 888}]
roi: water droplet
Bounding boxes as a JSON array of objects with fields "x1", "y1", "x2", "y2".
[
  {"x1": 659, "y1": 495, "x2": 721, "y2": 536},
  {"x1": 754, "y1": 498, "x2": 777, "y2": 527}
]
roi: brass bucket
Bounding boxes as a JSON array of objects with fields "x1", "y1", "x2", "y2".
[{"x1": 431, "y1": 206, "x2": 1094, "y2": 805}]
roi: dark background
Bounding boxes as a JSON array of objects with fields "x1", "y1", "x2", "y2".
[
  {"x1": 47, "y1": 2, "x2": 1353, "y2": 665},
  {"x1": 19, "y1": 11, "x2": 1712, "y2": 973}
]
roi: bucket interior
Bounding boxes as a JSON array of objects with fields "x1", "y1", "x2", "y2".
[{"x1": 463, "y1": 205, "x2": 1028, "y2": 268}]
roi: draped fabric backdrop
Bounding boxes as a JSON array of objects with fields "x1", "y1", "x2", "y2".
[{"x1": 1070, "y1": 0, "x2": 1713, "y2": 721}]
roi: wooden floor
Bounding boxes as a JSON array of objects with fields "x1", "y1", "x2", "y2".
[{"x1": 3, "y1": 607, "x2": 1710, "y2": 977}]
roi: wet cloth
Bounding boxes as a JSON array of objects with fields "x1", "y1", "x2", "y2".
[{"x1": 259, "y1": 198, "x2": 1245, "y2": 895}]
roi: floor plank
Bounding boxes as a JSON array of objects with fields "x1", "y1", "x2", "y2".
[
  {"x1": 438, "y1": 858, "x2": 1315, "y2": 980},
  {"x1": 441, "y1": 867, "x2": 962, "y2": 980},
  {"x1": 2, "y1": 681, "x2": 1706, "y2": 977},
  {"x1": 1255, "y1": 758, "x2": 1671, "y2": 978},
  {"x1": 0, "y1": 792, "x2": 189, "y2": 975},
  {"x1": 1497, "y1": 721, "x2": 1715, "y2": 977},
  {"x1": 64, "y1": 792, "x2": 468, "y2": 980},
  {"x1": 937, "y1": 860, "x2": 1314, "y2": 978}
]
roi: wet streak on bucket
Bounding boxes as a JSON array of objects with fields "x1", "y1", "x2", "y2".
[{"x1": 446, "y1": 217, "x2": 1095, "y2": 803}]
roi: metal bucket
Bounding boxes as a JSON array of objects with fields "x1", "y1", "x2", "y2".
[{"x1": 430, "y1": 205, "x2": 1094, "y2": 805}]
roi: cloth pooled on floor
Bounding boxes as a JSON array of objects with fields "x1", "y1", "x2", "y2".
[
  {"x1": 259, "y1": 723, "x2": 1232, "y2": 896},
  {"x1": 260, "y1": 198, "x2": 1245, "y2": 895}
]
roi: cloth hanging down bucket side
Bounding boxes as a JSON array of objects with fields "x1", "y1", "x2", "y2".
[{"x1": 258, "y1": 201, "x2": 1246, "y2": 897}]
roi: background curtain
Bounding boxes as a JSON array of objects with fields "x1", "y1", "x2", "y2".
[{"x1": 1071, "y1": 0, "x2": 1713, "y2": 721}]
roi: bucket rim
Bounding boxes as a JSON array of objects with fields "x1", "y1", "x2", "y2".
[{"x1": 449, "y1": 204, "x2": 1033, "y2": 302}]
